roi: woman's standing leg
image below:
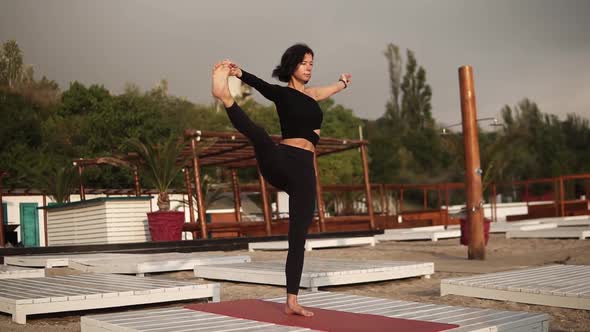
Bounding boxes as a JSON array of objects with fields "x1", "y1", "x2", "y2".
[{"x1": 284, "y1": 150, "x2": 316, "y2": 316}]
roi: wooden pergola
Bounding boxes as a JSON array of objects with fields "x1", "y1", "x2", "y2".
[{"x1": 73, "y1": 130, "x2": 376, "y2": 239}]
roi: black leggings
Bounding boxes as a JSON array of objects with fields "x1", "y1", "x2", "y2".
[{"x1": 225, "y1": 103, "x2": 316, "y2": 295}]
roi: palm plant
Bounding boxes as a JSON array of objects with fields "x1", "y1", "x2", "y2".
[
  {"x1": 125, "y1": 136, "x2": 187, "y2": 211},
  {"x1": 18, "y1": 154, "x2": 77, "y2": 204}
]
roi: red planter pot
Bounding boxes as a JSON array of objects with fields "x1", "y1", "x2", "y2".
[
  {"x1": 147, "y1": 211, "x2": 184, "y2": 241},
  {"x1": 460, "y1": 217, "x2": 491, "y2": 246}
]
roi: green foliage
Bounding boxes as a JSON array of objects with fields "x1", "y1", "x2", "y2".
[
  {"x1": 316, "y1": 98, "x2": 364, "y2": 184},
  {"x1": 401, "y1": 50, "x2": 433, "y2": 129},
  {"x1": 30, "y1": 157, "x2": 78, "y2": 204},
  {"x1": 125, "y1": 136, "x2": 186, "y2": 194},
  {"x1": 0, "y1": 40, "x2": 24, "y2": 87},
  {"x1": 370, "y1": 44, "x2": 443, "y2": 185}
]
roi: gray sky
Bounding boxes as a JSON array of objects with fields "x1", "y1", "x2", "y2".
[{"x1": 1, "y1": 0, "x2": 589, "y2": 126}]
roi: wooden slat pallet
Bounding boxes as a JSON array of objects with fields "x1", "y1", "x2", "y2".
[
  {"x1": 376, "y1": 226, "x2": 461, "y2": 242},
  {"x1": 69, "y1": 252, "x2": 251, "y2": 276},
  {"x1": 489, "y1": 222, "x2": 557, "y2": 233},
  {"x1": 0, "y1": 265, "x2": 45, "y2": 279},
  {"x1": 248, "y1": 237, "x2": 375, "y2": 252},
  {"x1": 441, "y1": 264, "x2": 590, "y2": 310},
  {"x1": 0, "y1": 273, "x2": 220, "y2": 324},
  {"x1": 81, "y1": 291, "x2": 549, "y2": 332},
  {"x1": 4, "y1": 253, "x2": 134, "y2": 268},
  {"x1": 538, "y1": 215, "x2": 590, "y2": 227},
  {"x1": 194, "y1": 258, "x2": 433, "y2": 291},
  {"x1": 506, "y1": 226, "x2": 590, "y2": 239}
]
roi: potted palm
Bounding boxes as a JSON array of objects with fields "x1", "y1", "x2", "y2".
[
  {"x1": 126, "y1": 136, "x2": 187, "y2": 241},
  {"x1": 19, "y1": 155, "x2": 78, "y2": 204}
]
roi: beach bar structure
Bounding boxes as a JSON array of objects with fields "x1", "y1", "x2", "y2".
[
  {"x1": 64, "y1": 130, "x2": 375, "y2": 242},
  {"x1": 2, "y1": 149, "x2": 588, "y2": 246}
]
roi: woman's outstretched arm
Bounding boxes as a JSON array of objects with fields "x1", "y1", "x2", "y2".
[
  {"x1": 306, "y1": 73, "x2": 352, "y2": 101},
  {"x1": 227, "y1": 61, "x2": 281, "y2": 102}
]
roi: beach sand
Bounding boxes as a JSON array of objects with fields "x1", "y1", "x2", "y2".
[{"x1": 0, "y1": 234, "x2": 589, "y2": 331}]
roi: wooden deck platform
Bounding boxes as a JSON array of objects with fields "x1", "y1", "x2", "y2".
[
  {"x1": 0, "y1": 273, "x2": 220, "y2": 324},
  {"x1": 194, "y1": 258, "x2": 433, "y2": 291},
  {"x1": 375, "y1": 226, "x2": 460, "y2": 242},
  {"x1": 538, "y1": 215, "x2": 590, "y2": 227},
  {"x1": 69, "y1": 252, "x2": 251, "y2": 276},
  {"x1": 506, "y1": 226, "x2": 590, "y2": 239},
  {"x1": 0, "y1": 265, "x2": 45, "y2": 279},
  {"x1": 489, "y1": 222, "x2": 557, "y2": 233},
  {"x1": 4, "y1": 253, "x2": 132, "y2": 268},
  {"x1": 81, "y1": 291, "x2": 549, "y2": 332},
  {"x1": 248, "y1": 237, "x2": 376, "y2": 252},
  {"x1": 441, "y1": 264, "x2": 590, "y2": 310}
]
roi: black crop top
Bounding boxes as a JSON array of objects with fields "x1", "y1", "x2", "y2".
[{"x1": 239, "y1": 70, "x2": 323, "y2": 146}]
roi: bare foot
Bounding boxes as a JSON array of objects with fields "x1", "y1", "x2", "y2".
[
  {"x1": 211, "y1": 63, "x2": 234, "y2": 107},
  {"x1": 285, "y1": 295, "x2": 314, "y2": 317},
  {"x1": 285, "y1": 303, "x2": 314, "y2": 317}
]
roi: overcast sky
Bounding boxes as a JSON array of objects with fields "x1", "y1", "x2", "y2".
[{"x1": 1, "y1": 0, "x2": 589, "y2": 126}]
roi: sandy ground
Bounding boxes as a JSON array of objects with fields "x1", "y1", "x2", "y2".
[{"x1": 1, "y1": 234, "x2": 589, "y2": 331}]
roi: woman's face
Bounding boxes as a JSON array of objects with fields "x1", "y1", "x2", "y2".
[{"x1": 292, "y1": 53, "x2": 313, "y2": 83}]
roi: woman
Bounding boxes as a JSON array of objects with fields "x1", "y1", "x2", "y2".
[{"x1": 212, "y1": 43, "x2": 351, "y2": 317}]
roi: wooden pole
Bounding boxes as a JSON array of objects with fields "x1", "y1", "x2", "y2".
[
  {"x1": 400, "y1": 188, "x2": 404, "y2": 214},
  {"x1": 231, "y1": 169, "x2": 242, "y2": 223},
  {"x1": 379, "y1": 184, "x2": 386, "y2": 215},
  {"x1": 133, "y1": 165, "x2": 141, "y2": 197},
  {"x1": 313, "y1": 152, "x2": 327, "y2": 232},
  {"x1": 437, "y1": 186, "x2": 444, "y2": 226},
  {"x1": 0, "y1": 172, "x2": 5, "y2": 246},
  {"x1": 275, "y1": 192, "x2": 280, "y2": 219},
  {"x1": 385, "y1": 187, "x2": 390, "y2": 216},
  {"x1": 43, "y1": 194, "x2": 48, "y2": 246},
  {"x1": 553, "y1": 179, "x2": 560, "y2": 217},
  {"x1": 183, "y1": 168, "x2": 197, "y2": 239},
  {"x1": 360, "y1": 144, "x2": 375, "y2": 229},
  {"x1": 76, "y1": 163, "x2": 86, "y2": 201},
  {"x1": 190, "y1": 138, "x2": 208, "y2": 239},
  {"x1": 492, "y1": 183, "x2": 497, "y2": 222},
  {"x1": 560, "y1": 176, "x2": 565, "y2": 217},
  {"x1": 258, "y1": 167, "x2": 272, "y2": 236},
  {"x1": 459, "y1": 65, "x2": 485, "y2": 260},
  {"x1": 524, "y1": 181, "x2": 529, "y2": 208}
]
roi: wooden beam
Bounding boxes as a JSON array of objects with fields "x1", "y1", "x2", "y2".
[
  {"x1": 76, "y1": 162, "x2": 86, "y2": 201},
  {"x1": 183, "y1": 168, "x2": 197, "y2": 239},
  {"x1": 313, "y1": 152, "x2": 326, "y2": 232},
  {"x1": 43, "y1": 194, "x2": 48, "y2": 246},
  {"x1": 231, "y1": 169, "x2": 242, "y2": 223},
  {"x1": 257, "y1": 167, "x2": 272, "y2": 236},
  {"x1": 360, "y1": 144, "x2": 375, "y2": 230},
  {"x1": 0, "y1": 172, "x2": 5, "y2": 246},
  {"x1": 133, "y1": 165, "x2": 141, "y2": 197},
  {"x1": 191, "y1": 138, "x2": 208, "y2": 239},
  {"x1": 560, "y1": 176, "x2": 565, "y2": 217},
  {"x1": 379, "y1": 184, "x2": 386, "y2": 215}
]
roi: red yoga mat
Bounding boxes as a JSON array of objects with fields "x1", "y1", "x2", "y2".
[{"x1": 186, "y1": 299, "x2": 458, "y2": 332}]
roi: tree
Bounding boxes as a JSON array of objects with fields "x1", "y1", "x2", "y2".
[
  {"x1": 0, "y1": 40, "x2": 24, "y2": 87},
  {"x1": 370, "y1": 44, "x2": 438, "y2": 184},
  {"x1": 317, "y1": 98, "x2": 364, "y2": 185},
  {"x1": 383, "y1": 43, "x2": 403, "y2": 124},
  {"x1": 401, "y1": 50, "x2": 433, "y2": 129}
]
